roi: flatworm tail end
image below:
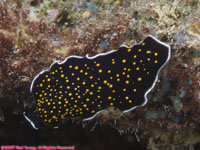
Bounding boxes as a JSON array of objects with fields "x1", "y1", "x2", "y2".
[{"x1": 23, "y1": 111, "x2": 40, "y2": 130}]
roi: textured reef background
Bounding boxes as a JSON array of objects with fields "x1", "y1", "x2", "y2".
[{"x1": 0, "y1": 0, "x2": 200, "y2": 150}]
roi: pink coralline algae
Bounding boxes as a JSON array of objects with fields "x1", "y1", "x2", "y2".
[
  {"x1": 51, "y1": 0, "x2": 57, "y2": 3},
  {"x1": 47, "y1": 9, "x2": 59, "y2": 20}
]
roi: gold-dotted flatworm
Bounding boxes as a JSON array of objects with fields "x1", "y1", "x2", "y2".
[{"x1": 23, "y1": 35, "x2": 171, "y2": 129}]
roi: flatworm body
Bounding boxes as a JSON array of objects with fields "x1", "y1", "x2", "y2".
[{"x1": 24, "y1": 35, "x2": 171, "y2": 129}]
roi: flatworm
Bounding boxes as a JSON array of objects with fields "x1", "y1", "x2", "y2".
[{"x1": 23, "y1": 35, "x2": 171, "y2": 129}]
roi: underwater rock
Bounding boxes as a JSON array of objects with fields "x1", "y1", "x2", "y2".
[
  {"x1": 0, "y1": 108, "x2": 5, "y2": 123},
  {"x1": 0, "y1": 0, "x2": 199, "y2": 149}
]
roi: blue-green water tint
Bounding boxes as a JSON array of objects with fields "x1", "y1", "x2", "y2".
[
  {"x1": 188, "y1": 77, "x2": 193, "y2": 85},
  {"x1": 153, "y1": 76, "x2": 171, "y2": 102},
  {"x1": 171, "y1": 96, "x2": 183, "y2": 112},
  {"x1": 145, "y1": 109, "x2": 166, "y2": 120},
  {"x1": 168, "y1": 111, "x2": 185, "y2": 123}
]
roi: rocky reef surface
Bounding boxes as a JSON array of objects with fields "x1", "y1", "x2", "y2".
[{"x1": 0, "y1": 0, "x2": 199, "y2": 150}]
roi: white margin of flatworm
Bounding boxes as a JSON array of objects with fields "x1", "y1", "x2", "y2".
[{"x1": 26, "y1": 35, "x2": 171, "y2": 126}]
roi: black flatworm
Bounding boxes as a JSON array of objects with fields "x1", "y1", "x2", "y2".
[{"x1": 24, "y1": 35, "x2": 171, "y2": 129}]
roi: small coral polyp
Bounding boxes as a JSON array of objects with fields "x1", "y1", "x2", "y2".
[{"x1": 24, "y1": 35, "x2": 171, "y2": 129}]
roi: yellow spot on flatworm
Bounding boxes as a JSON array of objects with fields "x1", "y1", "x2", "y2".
[
  {"x1": 40, "y1": 83, "x2": 43, "y2": 87},
  {"x1": 74, "y1": 66, "x2": 79, "y2": 70},
  {"x1": 103, "y1": 80, "x2": 107, "y2": 84},
  {"x1": 133, "y1": 62, "x2": 136, "y2": 65},
  {"x1": 122, "y1": 59, "x2": 126, "y2": 63},
  {"x1": 133, "y1": 89, "x2": 136, "y2": 92},
  {"x1": 98, "y1": 69, "x2": 102, "y2": 73},
  {"x1": 128, "y1": 49, "x2": 131, "y2": 52},
  {"x1": 142, "y1": 42, "x2": 145, "y2": 46},
  {"x1": 154, "y1": 53, "x2": 158, "y2": 56},
  {"x1": 69, "y1": 65, "x2": 72, "y2": 68},
  {"x1": 96, "y1": 63, "x2": 100, "y2": 67},
  {"x1": 136, "y1": 67, "x2": 139, "y2": 71},
  {"x1": 137, "y1": 77, "x2": 142, "y2": 81},
  {"x1": 110, "y1": 103, "x2": 114, "y2": 106},
  {"x1": 61, "y1": 74, "x2": 64, "y2": 78},
  {"x1": 146, "y1": 50, "x2": 151, "y2": 54},
  {"x1": 133, "y1": 55, "x2": 137, "y2": 58},
  {"x1": 155, "y1": 60, "x2": 158, "y2": 63},
  {"x1": 125, "y1": 96, "x2": 129, "y2": 100},
  {"x1": 109, "y1": 84, "x2": 113, "y2": 88},
  {"x1": 108, "y1": 96, "x2": 112, "y2": 100},
  {"x1": 47, "y1": 78, "x2": 51, "y2": 82},
  {"x1": 138, "y1": 49, "x2": 142, "y2": 52},
  {"x1": 125, "y1": 80, "x2": 129, "y2": 84}
]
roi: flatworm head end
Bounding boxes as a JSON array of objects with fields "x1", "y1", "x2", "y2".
[{"x1": 123, "y1": 35, "x2": 171, "y2": 113}]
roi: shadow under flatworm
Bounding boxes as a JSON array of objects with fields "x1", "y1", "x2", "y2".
[{"x1": 24, "y1": 35, "x2": 171, "y2": 129}]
